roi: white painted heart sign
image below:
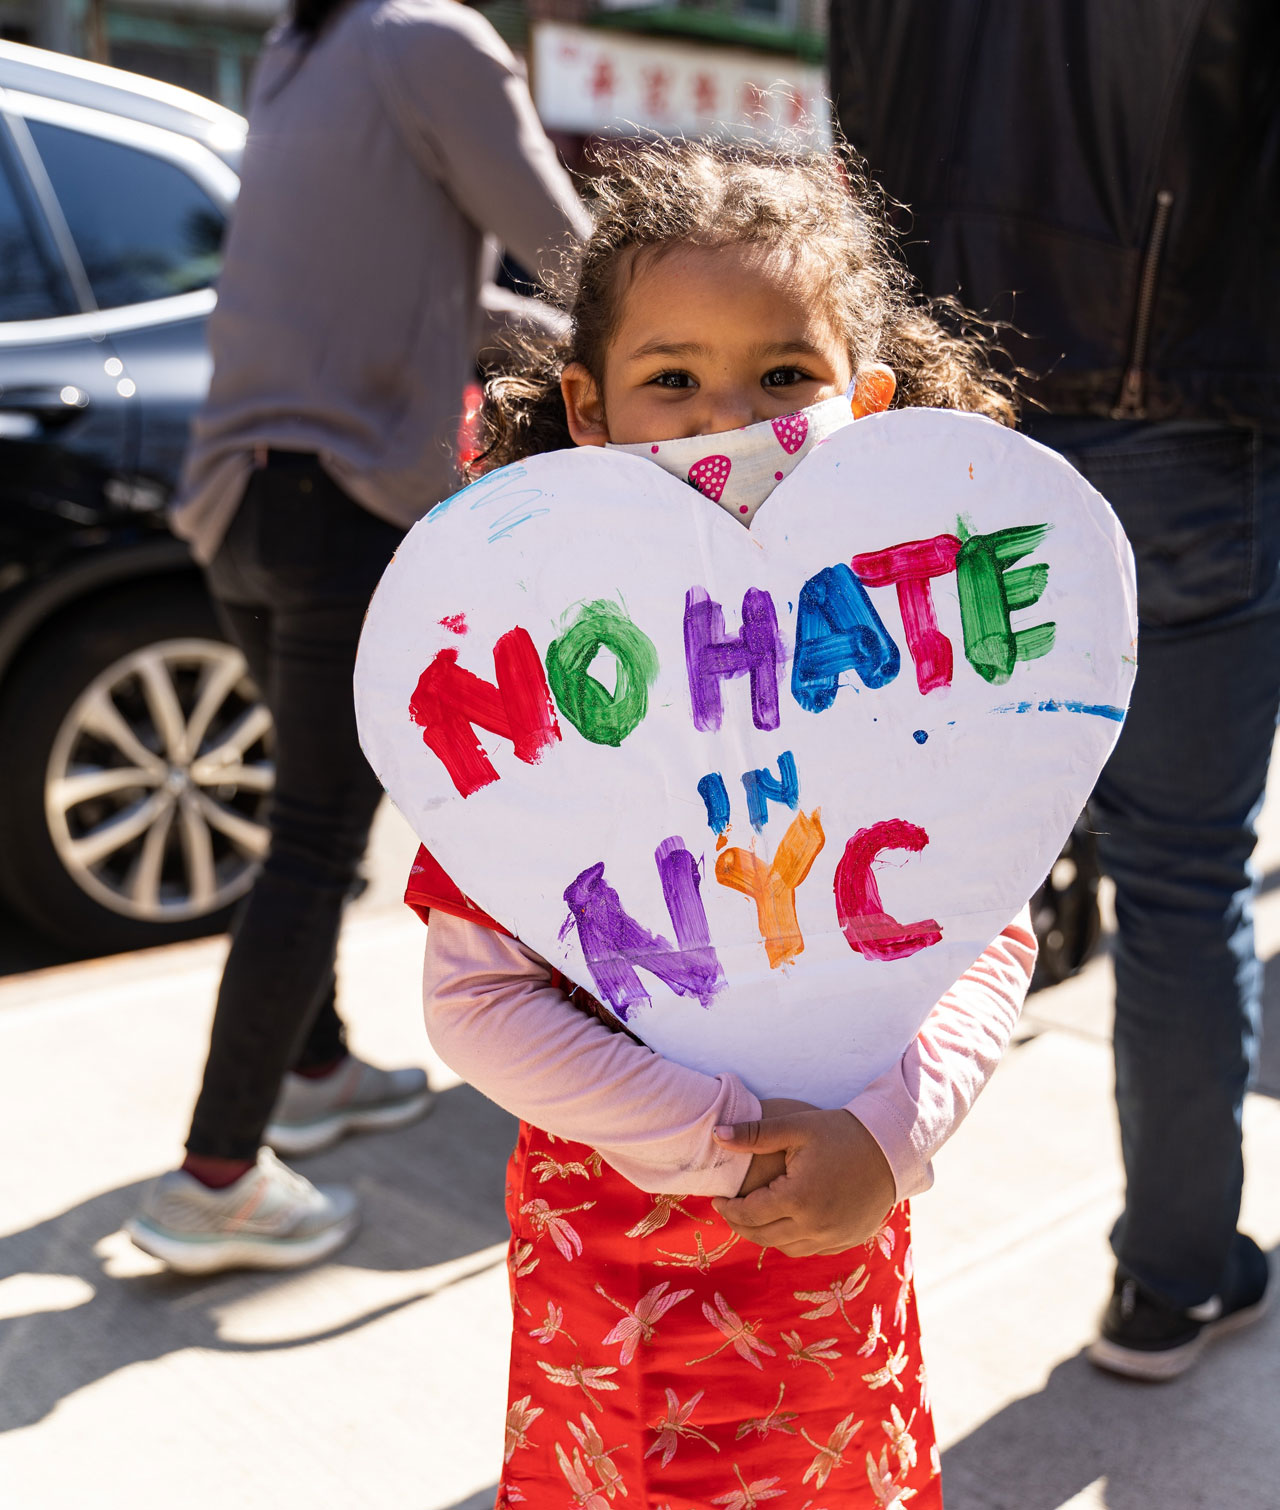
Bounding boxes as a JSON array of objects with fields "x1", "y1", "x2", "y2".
[{"x1": 355, "y1": 408, "x2": 1137, "y2": 1106}]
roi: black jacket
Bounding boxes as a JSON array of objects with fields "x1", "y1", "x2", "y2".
[{"x1": 830, "y1": 0, "x2": 1280, "y2": 425}]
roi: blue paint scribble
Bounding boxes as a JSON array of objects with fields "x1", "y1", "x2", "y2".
[
  {"x1": 993, "y1": 699, "x2": 1125, "y2": 723},
  {"x1": 487, "y1": 499, "x2": 551, "y2": 543},
  {"x1": 913, "y1": 729, "x2": 929, "y2": 744},
  {"x1": 425, "y1": 463, "x2": 550, "y2": 541},
  {"x1": 426, "y1": 463, "x2": 525, "y2": 521}
]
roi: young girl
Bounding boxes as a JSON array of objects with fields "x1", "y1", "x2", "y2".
[{"x1": 406, "y1": 139, "x2": 1036, "y2": 1508}]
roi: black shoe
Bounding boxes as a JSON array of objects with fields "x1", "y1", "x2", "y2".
[{"x1": 1088, "y1": 1233, "x2": 1270, "y2": 1381}]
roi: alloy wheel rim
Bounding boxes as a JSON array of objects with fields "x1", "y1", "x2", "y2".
[{"x1": 45, "y1": 638, "x2": 274, "y2": 923}]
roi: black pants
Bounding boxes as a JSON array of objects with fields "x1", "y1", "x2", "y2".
[{"x1": 186, "y1": 456, "x2": 403, "y2": 1160}]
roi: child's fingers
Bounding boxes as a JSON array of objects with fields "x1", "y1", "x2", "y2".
[
  {"x1": 719, "y1": 1213, "x2": 832, "y2": 1258},
  {"x1": 712, "y1": 1181, "x2": 794, "y2": 1229},
  {"x1": 713, "y1": 1113, "x2": 813, "y2": 1154},
  {"x1": 721, "y1": 1211, "x2": 800, "y2": 1249},
  {"x1": 714, "y1": 1183, "x2": 868, "y2": 1254}
]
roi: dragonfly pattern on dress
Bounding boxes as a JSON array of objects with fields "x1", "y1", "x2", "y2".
[{"x1": 497, "y1": 1119, "x2": 943, "y2": 1508}]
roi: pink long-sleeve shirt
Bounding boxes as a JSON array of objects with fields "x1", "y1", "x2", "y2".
[{"x1": 421, "y1": 907, "x2": 1036, "y2": 1201}]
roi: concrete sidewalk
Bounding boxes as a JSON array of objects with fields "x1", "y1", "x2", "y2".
[{"x1": 1, "y1": 799, "x2": 1277, "y2": 1510}]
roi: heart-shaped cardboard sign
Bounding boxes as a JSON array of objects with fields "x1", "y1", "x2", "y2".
[{"x1": 356, "y1": 409, "x2": 1136, "y2": 1106}]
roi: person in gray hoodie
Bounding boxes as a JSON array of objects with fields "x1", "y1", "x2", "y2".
[{"x1": 127, "y1": 0, "x2": 589, "y2": 1275}]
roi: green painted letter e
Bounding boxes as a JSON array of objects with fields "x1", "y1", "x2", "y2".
[{"x1": 956, "y1": 524, "x2": 1056, "y2": 685}]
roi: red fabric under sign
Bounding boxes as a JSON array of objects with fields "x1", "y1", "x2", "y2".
[
  {"x1": 499, "y1": 1119, "x2": 943, "y2": 1508},
  {"x1": 404, "y1": 842, "x2": 507, "y2": 933}
]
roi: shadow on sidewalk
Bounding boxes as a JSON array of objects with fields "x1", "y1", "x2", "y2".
[
  {"x1": 940, "y1": 1242, "x2": 1279, "y2": 1509},
  {"x1": 0, "y1": 1081, "x2": 516, "y2": 1433}
]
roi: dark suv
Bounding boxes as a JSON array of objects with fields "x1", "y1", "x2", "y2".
[{"x1": 0, "y1": 42, "x2": 272, "y2": 954}]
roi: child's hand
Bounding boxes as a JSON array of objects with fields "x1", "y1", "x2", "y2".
[
  {"x1": 711, "y1": 1106, "x2": 896, "y2": 1257},
  {"x1": 731, "y1": 1097, "x2": 815, "y2": 1197}
]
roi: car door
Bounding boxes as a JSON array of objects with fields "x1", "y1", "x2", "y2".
[
  {"x1": 0, "y1": 82, "x2": 271, "y2": 958},
  {"x1": 0, "y1": 100, "x2": 130, "y2": 566},
  {"x1": 15, "y1": 92, "x2": 236, "y2": 496}
]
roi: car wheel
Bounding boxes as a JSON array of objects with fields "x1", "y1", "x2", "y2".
[{"x1": 0, "y1": 580, "x2": 274, "y2": 954}]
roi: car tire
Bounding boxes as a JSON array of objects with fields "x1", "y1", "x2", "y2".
[{"x1": 0, "y1": 579, "x2": 273, "y2": 955}]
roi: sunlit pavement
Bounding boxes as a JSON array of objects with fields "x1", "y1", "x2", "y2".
[{"x1": 1, "y1": 794, "x2": 1278, "y2": 1510}]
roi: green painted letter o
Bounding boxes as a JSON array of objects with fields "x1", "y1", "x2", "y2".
[{"x1": 545, "y1": 600, "x2": 659, "y2": 747}]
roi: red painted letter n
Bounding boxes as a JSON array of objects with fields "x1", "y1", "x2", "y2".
[{"x1": 409, "y1": 628, "x2": 561, "y2": 797}]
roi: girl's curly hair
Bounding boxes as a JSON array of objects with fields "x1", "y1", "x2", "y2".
[{"x1": 474, "y1": 135, "x2": 1016, "y2": 475}]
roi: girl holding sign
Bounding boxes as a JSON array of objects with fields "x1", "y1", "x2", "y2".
[{"x1": 406, "y1": 141, "x2": 1038, "y2": 1507}]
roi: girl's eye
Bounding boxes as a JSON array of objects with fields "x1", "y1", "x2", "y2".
[
  {"x1": 650, "y1": 370, "x2": 695, "y2": 390},
  {"x1": 762, "y1": 366, "x2": 808, "y2": 389}
]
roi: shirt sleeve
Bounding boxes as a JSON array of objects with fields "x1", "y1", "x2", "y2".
[
  {"x1": 422, "y1": 910, "x2": 761, "y2": 1197},
  {"x1": 423, "y1": 905, "x2": 1036, "y2": 1203},
  {"x1": 844, "y1": 906, "x2": 1038, "y2": 1201},
  {"x1": 368, "y1": 0, "x2": 592, "y2": 281}
]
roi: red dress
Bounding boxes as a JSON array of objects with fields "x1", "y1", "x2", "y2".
[
  {"x1": 501, "y1": 1121, "x2": 940, "y2": 1508},
  {"x1": 408, "y1": 850, "x2": 943, "y2": 1508}
]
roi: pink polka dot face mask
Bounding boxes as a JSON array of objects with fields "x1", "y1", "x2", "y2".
[{"x1": 608, "y1": 392, "x2": 857, "y2": 525}]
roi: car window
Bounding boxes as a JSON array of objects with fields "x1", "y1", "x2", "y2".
[
  {"x1": 0, "y1": 154, "x2": 64, "y2": 321},
  {"x1": 27, "y1": 119, "x2": 225, "y2": 310}
]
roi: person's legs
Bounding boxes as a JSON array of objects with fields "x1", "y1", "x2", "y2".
[
  {"x1": 291, "y1": 973, "x2": 346, "y2": 1072},
  {"x1": 186, "y1": 460, "x2": 406, "y2": 1161},
  {"x1": 1095, "y1": 624, "x2": 1274, "y2": 1303},
  {"x1": 186, "y1": 600, "x2": 386, "y2": 1157},
  {"x1": 1028, "y1": 418, "x2": 1280, "y2": 1310},
  {"x1": 210, "y1": 593, "x2": 349, "y2": 1080}
]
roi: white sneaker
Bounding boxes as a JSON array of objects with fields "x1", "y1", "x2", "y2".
[
  {"x1": 125, "y1": 1148, "x2": 359, "y2": 1274},
  {"x1": 265, "y1": 1055, "x2": 434, "y2": 1157}
]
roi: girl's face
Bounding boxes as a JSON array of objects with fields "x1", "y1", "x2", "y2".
[{"x1": 562, "y1": 243, "x2": 875, "y2": 447}]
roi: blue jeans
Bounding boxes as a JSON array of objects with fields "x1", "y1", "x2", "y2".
[{"x1": 1026, "y1": 418, "x2": 1280, "y2": 1308}]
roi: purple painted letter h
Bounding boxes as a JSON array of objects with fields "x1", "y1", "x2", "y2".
[{"x1": 684, "y1": 586, "x2": 784, "y2": 733}]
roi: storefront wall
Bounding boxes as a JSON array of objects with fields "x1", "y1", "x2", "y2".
[{"x1": 531, "y1": 19, "x2": 828, "y2": 146}]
